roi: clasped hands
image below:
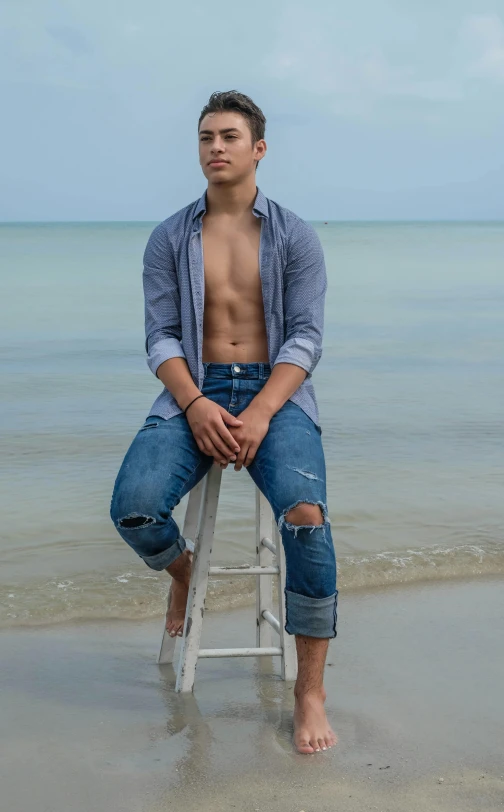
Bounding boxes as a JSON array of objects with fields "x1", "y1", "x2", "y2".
[{"x1": 185, "y1": 396, "x2": 271, "y2": 471}]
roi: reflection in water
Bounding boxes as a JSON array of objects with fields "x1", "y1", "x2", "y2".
[{"x1": 153, "y1": 651, "x2": 298, "y2": 804}]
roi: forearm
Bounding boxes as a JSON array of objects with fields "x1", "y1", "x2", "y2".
[
  {"x1": 156, "y1": 357, "x2": 202, "y2": 412},
  {"x1": 249, "y1": 362, "x2": 307, "y2": 419}
]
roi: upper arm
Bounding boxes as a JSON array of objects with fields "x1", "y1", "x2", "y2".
[
  {"x1": 284, "y1": 219, "x2": 327, "y2": 340},
  {"x1": 143, "y1": 224, "x2": 181, "y2": 353}
]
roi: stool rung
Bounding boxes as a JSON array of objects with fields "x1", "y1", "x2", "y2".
[
  {"x1": 261, "y1": 537, "x2": 277, "y2": 555},
  {"x1": 209, "y1": 565, "x2": 279, "y2": 576},
  {"x1": 198, "y1": 647, "x2": 282, "y2": 658},
  {"x1": 262, "y1": 610, "x2": 280, "y2": 634}
]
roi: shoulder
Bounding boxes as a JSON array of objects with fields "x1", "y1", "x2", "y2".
[
  {"x1": 149, "y1": 200, "x2": 199, "y2": 242},
  {"x1": 144, "y1": 200, "x2": 200, "y2": 261},
  {"x1": 264, "y1": 197, "x2": 325, "y2": 270},
  {"x1": 265, "y1": 197, "x2": 320, "y2": 245}
]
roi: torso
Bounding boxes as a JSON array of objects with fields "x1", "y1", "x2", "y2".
[{"x1": 201, "y1": 211, "x2": 269, "y2": 363}]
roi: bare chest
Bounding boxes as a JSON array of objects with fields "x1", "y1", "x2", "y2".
[{"x1": 201, "y1": 217, "x2": 262, "y2": 300}]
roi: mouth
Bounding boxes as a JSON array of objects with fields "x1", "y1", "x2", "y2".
[{"x1": 208, "y1": 160, "x2": 229, "y2": 167}]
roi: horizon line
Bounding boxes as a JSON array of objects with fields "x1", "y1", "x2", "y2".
[{"x1": 1, "y1": 218, "x2": 504, "y2": 226}]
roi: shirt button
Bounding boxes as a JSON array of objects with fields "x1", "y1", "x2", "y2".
[{"x1": 233, "y1": 365, "x2": 241, "y2": 373}]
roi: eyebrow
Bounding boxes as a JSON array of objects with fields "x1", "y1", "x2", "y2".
[{"x1": 199, "y1": 127, "x2": 241, "y2": 135}]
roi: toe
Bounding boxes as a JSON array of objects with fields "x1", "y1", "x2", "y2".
[
  {"x1": 310, "y1": 738, "x2": 321, "y2": 752},
  {"x1": 318, "y1": 738, "x2": 327, "y2": 751},
  {"x1": 296, "y1": 739, "x2": 315, "y2": 755}
]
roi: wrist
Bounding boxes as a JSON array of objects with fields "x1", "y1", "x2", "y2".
[
  {"x1": 179, "y1": 390, "x2": 204, "y2": 412},
  {"x1": 184, "y1": 394, "x2": 207, "y2": 416},
  {"x1": 248, "y1": 395, "x2": 277, "y2": 420}
]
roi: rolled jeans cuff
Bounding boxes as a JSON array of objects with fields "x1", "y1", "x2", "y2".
[
  {"x1": 140, "y1": 534, "x2": 193, "y2": 571},
  {"x1": 284, "y1": 589, "x2": 338, "y2": 639}
]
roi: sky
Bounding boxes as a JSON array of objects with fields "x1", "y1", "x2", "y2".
[{"x1": 1, "y1": 0, "x2": 504, "y2": 221}]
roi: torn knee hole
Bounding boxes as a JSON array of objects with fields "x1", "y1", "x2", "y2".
[
  {"x1": 277, "y1": 501, "x2": 329, "y2": 538},
  {"x1": 118, "y1": 514, "x2": 156, "y2": 529},
  {"x1": 285, "y1": 502, "x2": 324, "y2": 526}
]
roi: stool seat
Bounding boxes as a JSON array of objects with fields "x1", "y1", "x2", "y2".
[{"x1": 158, "y1": 464, "x2": 298, "y2": 692}]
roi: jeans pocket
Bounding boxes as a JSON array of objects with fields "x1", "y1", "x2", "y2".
[{"x1": 138, "y1": 417, "x2": 161, "y2": 432}]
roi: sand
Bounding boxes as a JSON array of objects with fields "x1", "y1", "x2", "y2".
[{"x1": 1, "y1": 577, "x2": 503, "y2": 812}]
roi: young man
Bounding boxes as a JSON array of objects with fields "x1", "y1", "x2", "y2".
[{"x1": 110, "y1": 91, "x2": 338, "y2": 755}]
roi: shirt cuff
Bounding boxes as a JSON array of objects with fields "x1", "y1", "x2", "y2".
[
  {"x1": 272, "y1": 337, "x2": 319, "y2": 378},
  {"x1": 147, "y1": 338, "x2": 186, "y2": 376}
]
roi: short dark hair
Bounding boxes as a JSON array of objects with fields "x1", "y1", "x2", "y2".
[{"x1": 198, "y1": 90, "x2": 266, "y2": 144}]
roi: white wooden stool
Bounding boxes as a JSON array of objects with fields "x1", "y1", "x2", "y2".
[{"x1": 158, "y1": 463, "x2": 298, "y2": 692}]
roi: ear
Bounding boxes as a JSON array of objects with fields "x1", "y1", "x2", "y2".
[{"x1": 254, "y1": 139, "x2": 267, "y2": 164}]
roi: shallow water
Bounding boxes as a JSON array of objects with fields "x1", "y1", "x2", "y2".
[
  {"x1": 1, "y1": 221, "x2": 503, "y2": 626},
  {"x1": 2, "y1": 579, "x2": 503, "y2": 811}
]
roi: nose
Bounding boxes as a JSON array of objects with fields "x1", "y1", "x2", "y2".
[{"x1": 210, "y1": 137, "x2": 225, "y2": 154}]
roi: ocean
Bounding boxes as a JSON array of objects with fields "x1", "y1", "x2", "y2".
[{"x1": 1, "y1": 221, "x2": 503, "y2": 627}]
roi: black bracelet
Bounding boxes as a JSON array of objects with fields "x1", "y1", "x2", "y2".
[{"x1": 183, "y1": 394, "x2": 205, "y2": 415}]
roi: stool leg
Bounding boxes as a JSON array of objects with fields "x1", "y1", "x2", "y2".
[
  {"x1": 176, "y1": 464, "x2": 223, "y2": 692},
  {"x1": 256, "y1": 490, "x2": 274, "y2": 649},
  {"x1": 276, "y1": 524, "x2": 298, "y2": 681},
  {"x1": 158, "y1": 477, "x2": 206, "y2": 665}
]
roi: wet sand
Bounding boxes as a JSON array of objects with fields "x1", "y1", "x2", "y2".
[{"x1": 1, "y1": 577, "x2": 503, "y2": 811}]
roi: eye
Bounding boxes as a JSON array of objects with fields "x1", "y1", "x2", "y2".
[{"x1": 225, "y1": 135, "x2": 237, "y2": 139}]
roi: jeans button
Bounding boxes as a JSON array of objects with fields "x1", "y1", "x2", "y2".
[{"x1": 233, "y1": 365, "x2": 241, "y2": 373}]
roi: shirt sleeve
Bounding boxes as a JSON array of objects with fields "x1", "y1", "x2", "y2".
[
  {"x1": 272, "y1": 219, "x2": 327, "y2": 379},
  {"x1": 143, "y1": 223, "x2": 186, "y2": 377}
]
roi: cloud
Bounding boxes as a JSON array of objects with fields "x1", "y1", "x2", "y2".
[
  {"x1": 262, "y1": 6, "x2": 504, "y2": 116},
  {"x1": 2, "y1": 0, "x2": 503, "y2": 220}
]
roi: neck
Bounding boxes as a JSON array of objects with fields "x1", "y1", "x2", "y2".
[{"x1": 205, "y1": 175, "x2": 258, "y2": 216}]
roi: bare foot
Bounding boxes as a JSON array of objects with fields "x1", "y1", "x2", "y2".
[
  {"x1": 293, "y1": 688, "x2": 338, "y2": 754},
  {"x1": 165, "y1": 550, "x2": 192, "y2": 637}
]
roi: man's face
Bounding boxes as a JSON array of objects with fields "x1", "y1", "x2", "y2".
[{"x1": 198, "y1": 111, "x2": 266, "y2": 184}]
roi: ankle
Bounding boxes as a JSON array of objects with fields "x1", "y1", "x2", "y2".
[
  {"x1": 166, "y1": 549, "x2": 192, "y2": 583},
  {"x1": 294, "y1": 684, "x2": 326, "y2": 703}
]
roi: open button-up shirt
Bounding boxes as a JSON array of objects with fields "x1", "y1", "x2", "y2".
[{"x1": 143, "y1": 187, "x2": 326, "y2": 427}]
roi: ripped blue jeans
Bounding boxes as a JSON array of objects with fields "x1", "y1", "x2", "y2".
[{"x1": 110, "y1": 362, "x2": 338, "y2": 639}]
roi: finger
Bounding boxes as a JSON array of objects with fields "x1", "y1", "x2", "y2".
[
  {"x1": 215, "y1": 418, "x2": 241, "y2": 455},
  {"x1": 196, "y1": 428, "x2": 233, "y2": 465},
  {"x1": 201, "y1": 437, "x2": 227, "y2": 465},
  {"x1": 218, "y1": 407, "x2": 244, "y2": 428},
  {"x1": 234, "y1": 443, "x2": 249, "y2": 472},
  {"x1": 210, "y1": 428, "x2": 238, "y2": 459},
  {"x1": 209, "y1": 429, "x2": 237, "y2": 461},
  {"x1": 244, "y1": 444, "x2": 257, "y2": 467},
  {"x1": 195, "y1": 437, "x2": 205, "y2": 454},
  {"x1": 194, "y1": 428, "x2": 228, "y2": 465}
]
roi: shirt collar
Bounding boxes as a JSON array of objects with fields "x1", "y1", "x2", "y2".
[
  {"x1": 252, "y1": 187, "x2": 269, "y2": 218},
  {"x1": 192, "y1": 187, "x2": 269, "y2": 221},
  {"x1": 193, "y1": 190, "x2": 207, "y2": 221}
]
